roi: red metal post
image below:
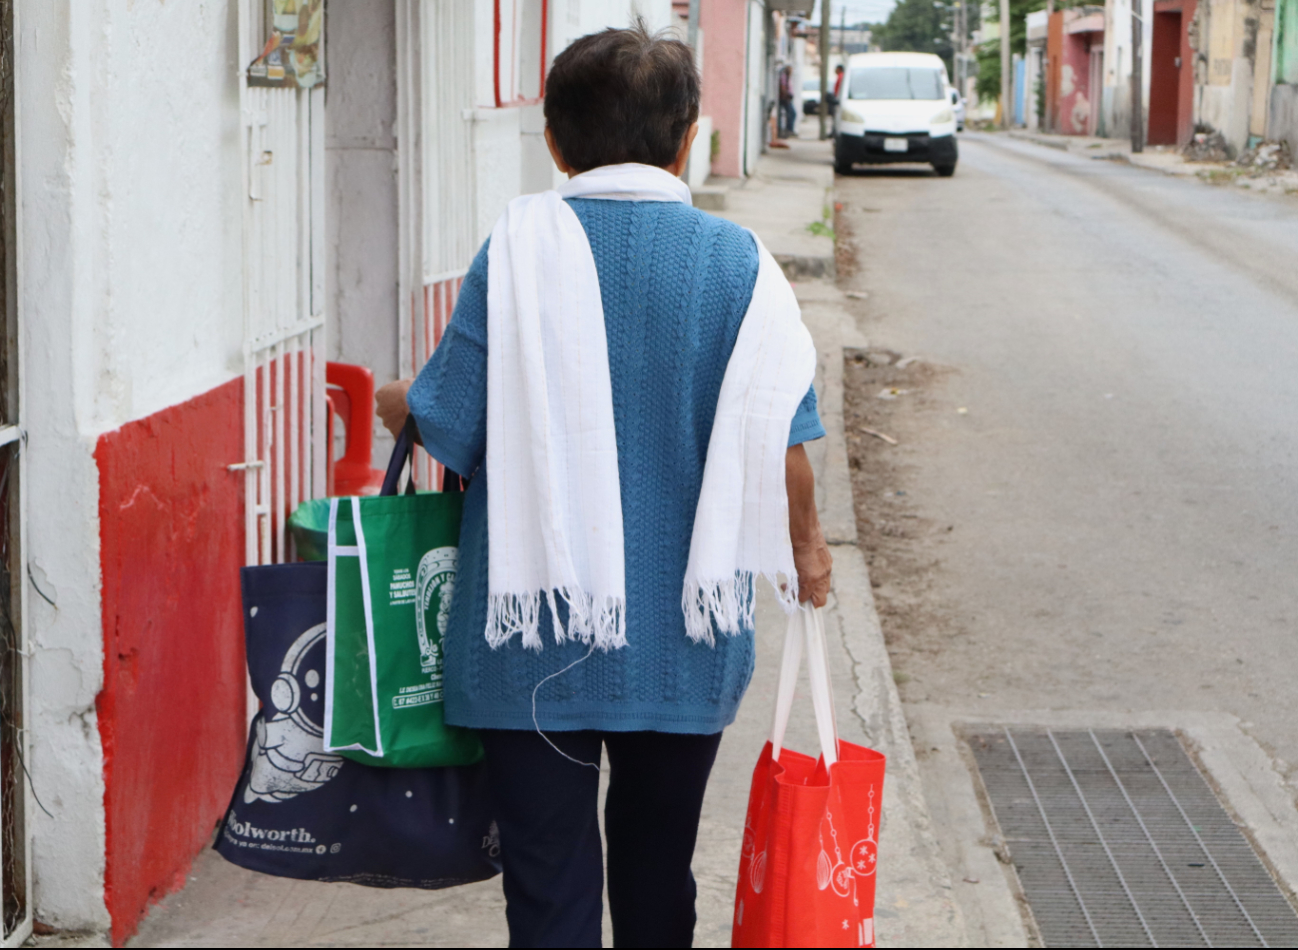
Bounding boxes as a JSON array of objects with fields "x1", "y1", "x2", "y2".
[
  {"x1": 494, "y1": 0, "x2": 503, "y2": 107},
  {"x1": 540, "y1": 0, "x2": 548, "y2": 96}
]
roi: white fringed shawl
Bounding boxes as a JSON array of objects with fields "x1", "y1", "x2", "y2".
[{"x1": 485, "y1": 164, "x2": 816, "y2": 651}]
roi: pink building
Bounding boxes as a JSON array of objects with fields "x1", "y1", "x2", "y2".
[
  {"x1": 1046, "y1": 8, "x2": 1105, "y2": 135},
  {"x1": 702, "y1": 0, "x2": 752, "y2": 177}
]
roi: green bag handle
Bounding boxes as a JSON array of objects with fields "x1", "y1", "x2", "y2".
[{"x1": 325, "y1": 495, "x2": 385, "y2": 759}]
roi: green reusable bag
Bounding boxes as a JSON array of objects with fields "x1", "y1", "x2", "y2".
[
  {"x1": 287, "y1": 497, "x2": 330, "y2": 562},
  {"x1": 324, "y1": 492, "x2": 483, "y2": 768}
]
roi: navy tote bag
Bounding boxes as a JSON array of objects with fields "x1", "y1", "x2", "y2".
[{"x1": 214, "y1": 560, "x2": 500, "y2": 888}]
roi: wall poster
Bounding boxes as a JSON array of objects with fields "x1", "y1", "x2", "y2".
[{"x1": 247, "y1": 0, "x2": 325, "y2": 89}]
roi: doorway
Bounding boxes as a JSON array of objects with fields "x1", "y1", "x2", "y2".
[
  {"x1": 1149, "y1": 10, "x2": 1183, "y2": 145},
  {"x1": 1087, "y1": 45, "x2": 1103, "y2": 135}
]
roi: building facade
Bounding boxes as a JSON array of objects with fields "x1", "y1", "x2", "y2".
[
  {"x1": 1030, "y1": 0, "x2": 1293, "y2": 154},
  {"x1": 1042, "y1": 6, "x2": 1109, "y2": 135},
  {"x1": 1274, "y1": 0, "x2": 1298, "y2": 147}
]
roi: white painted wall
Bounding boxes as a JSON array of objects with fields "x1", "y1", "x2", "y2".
[
  {"x1": 558, "y1": 0, "x2": 674, "y2": 44},
  {"x1": 1101, "y1": 0, "x2": 1155, "y2": 139},
  {"x1": 45, "y1": 3, "x2": 243, "y2": 437},
  {"x1": 473, "y1": 0, "x2": 499, "y2": 108},
  {"x1": 686, "y1": 114, "x2": 714, "y2": 190},
  {"x1": 472, "y1": 107, "x2": 525, "y2": 243},
  {"x1": 519, "y1": 102, "x2": 553, "y2": 197},
  {"x1": 1200, "y1": 58, "x2": 1256, "y2": 151},
  {"x1": 1197, "y1": 27, "x2": 1258, "y2": 155},
  {"x1": 18, "y1": 0, "x2": 242, "y2": 928},
  {"x1": 1205, "y1": 0, "x2": 1260, "y2": 153}
]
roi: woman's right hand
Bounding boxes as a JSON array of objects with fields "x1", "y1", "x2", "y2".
[
  {"x1": 376, "y1": 378, "x2": 414, "y2": 439},
  {"x1": 793, "y1": 529, "x2": 833, "y2": 608},
  {"x1": 786, "y1": 443, "x2": 832, "y2": 608}
]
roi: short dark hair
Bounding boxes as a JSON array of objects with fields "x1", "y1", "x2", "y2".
[{"x1": 544, "y1": 23, "x2": 700, "y2": 172}]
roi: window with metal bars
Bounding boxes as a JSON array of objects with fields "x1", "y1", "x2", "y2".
[{"x1": 494, "y1": 0, "x2": 548, "y2": 106}]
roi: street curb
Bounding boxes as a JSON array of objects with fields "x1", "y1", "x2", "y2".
[
  {"x1": 1003, "y1": 128, "x2": 1211, "y2": 179},
  {"x1": 831, "y1": 548, "x2": 968, "y2": 947},
  {"x1": 799, "y1": 281, "x2": 969, "y2": 947},
  {"x1": 717, "y1": 141, "x2": 968, "y2": 945},
  {"x1": 1006, "y1": 129, "x2": 1071, "y2": 152},
  {"x1": 28, "y1": 932, "x2": 110, "y2": 948},
  {"x1": 799, "y1": 287, "x2": 860, "y2": 548},
  {"x1": 777, "y1": 253, "x2": 836, "y2": 281}
]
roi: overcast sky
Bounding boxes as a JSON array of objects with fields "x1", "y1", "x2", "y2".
[{"x1": 810, "y1": 0, "x2": 899, "y2": 27}]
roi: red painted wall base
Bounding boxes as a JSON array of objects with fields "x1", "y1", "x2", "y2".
[{"x1": 95, "y1": 377, "x2": 246, "y2": 946}]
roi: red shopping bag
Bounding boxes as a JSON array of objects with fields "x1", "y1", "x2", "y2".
[{"x1": 732, "y1": 606, "x2": 887, "y2": 948}]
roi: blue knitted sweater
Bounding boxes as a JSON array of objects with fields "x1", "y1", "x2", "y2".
[{"x1": 409, "y1": 198, "x2": 824, "y2": 734}]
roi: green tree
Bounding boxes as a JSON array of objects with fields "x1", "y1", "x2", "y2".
[
  {"x1": 975, "y1": 0, "x2": 1089, "y2": 102},
  {"x1": 871, "y1": 0, "x2": 956, "y2": 77}
]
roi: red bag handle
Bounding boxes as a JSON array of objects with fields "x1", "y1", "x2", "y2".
[{"x1": 769, "y1": 605, "x2": 840, "y2": 766}]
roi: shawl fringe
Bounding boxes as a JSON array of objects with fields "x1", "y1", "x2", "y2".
[
  {"x1": 487, "y1": 589, "x2": 628, "y2": 652},
  {"x1": 682, "y1": 571, "x2": 800, "y2": 646}
]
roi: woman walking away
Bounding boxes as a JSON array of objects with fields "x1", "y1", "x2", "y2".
[{"x1": 376, "y1": 23, "x2": 832, "y2": 949}]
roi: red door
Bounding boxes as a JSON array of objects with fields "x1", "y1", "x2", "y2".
[{"x1": 1148, "y1": 11, "x2": 1182, "y2": 145}]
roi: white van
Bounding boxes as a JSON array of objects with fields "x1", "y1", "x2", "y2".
[{"x1": 834, "y1": 52, "x2": 958, "y2": 177}]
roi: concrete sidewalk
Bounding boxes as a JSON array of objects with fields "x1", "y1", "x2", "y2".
[
  {"x1": 119, "y1": 137, "x2": 963, "y2": 949},
  {"x1": 1006, "y1": 128, "x2": 1298, "y2": 197},
  {"x1": 1006, "y1": 127, "x2": 1242, "y2": 181},
  {"x1": 1006, "y1": 128, "x2": 1192, "y2": 173}
]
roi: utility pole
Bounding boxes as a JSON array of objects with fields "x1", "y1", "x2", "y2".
[
  {"x1": 954, "y1": 1, "x2": 965, "y2": 93},
  {"x1": 687, "y1": 0, "x2": 699, "y2": 50},
  {"x1": 840, "y1": 4, "x2": 847, "y2": 58},
  {"x1": 1045, "y1": 0, "x2": 1055, "y2": 130},
  {"x1": 1130, "y1": 6, "x2": 1145, "y2": 151},
  {"x1": 1000, "y1": 0, "x2": 1012, "y2": 128},
  {"x1": 818, "y1": 0, "x2": 831, "y2": 139}
]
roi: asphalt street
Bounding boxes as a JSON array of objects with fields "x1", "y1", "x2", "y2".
[{"x1": 836, "y1": 133, "x2": 1298, "y2": 781}]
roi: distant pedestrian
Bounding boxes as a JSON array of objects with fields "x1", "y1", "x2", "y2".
[
  {"x1": 779, "y1": 65, "x2": 798, "y2": 137},
  {"x1": 831, "y1": 62, "x2": 846, "y2": 111},
  {"x1": 376, "y1": 21, "x2": 831, "y2": 949}
]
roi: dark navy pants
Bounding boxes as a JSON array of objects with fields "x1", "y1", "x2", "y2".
[{"x1": 479, "y1": 729, "x2": 724, "y2": 948}]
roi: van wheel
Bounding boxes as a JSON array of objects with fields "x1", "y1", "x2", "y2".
[
  {"x1": 834, "y1": 141, "x2": 854, "y2": 175},
  {"x1": 933, "y1": 163, "x2": 956, "y2": 177}
]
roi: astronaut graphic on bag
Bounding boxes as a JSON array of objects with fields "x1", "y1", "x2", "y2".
[{"x1": 245, "y1": 622, "x2": 344, "y2": 803}]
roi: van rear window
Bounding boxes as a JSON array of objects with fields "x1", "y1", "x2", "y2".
[{"x1": 848, "y1": 67, "x2": 944, "y2": 100}]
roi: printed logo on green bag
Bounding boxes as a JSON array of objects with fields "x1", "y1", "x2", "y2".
[
  {"x1": 387, "y1": 546, "x2": 458, "y2": 711},
  {"x1": 416, "y1": 547, "x2": 458, "y2": 672}
]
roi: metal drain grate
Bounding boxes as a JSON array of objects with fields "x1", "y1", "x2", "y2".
[{"x1": 968, "y1": 728, "x2": 1298, "y2": 947}]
